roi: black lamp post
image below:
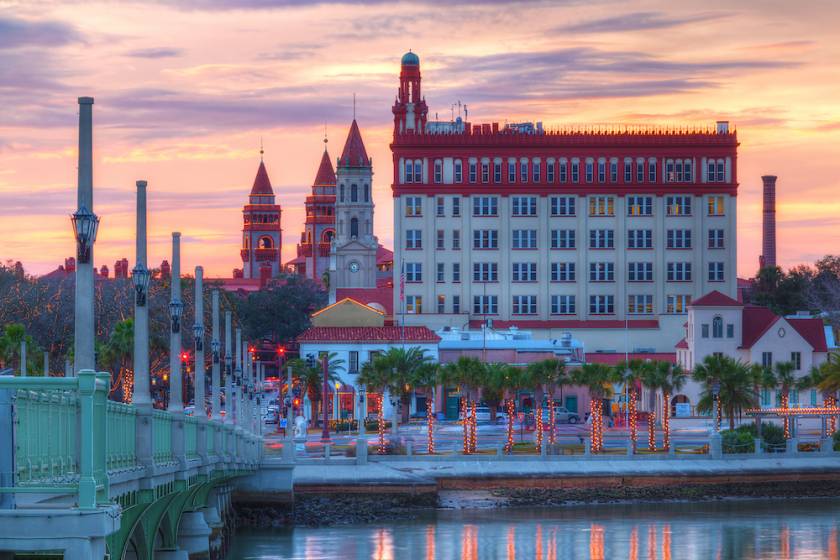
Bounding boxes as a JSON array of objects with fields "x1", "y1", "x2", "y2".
[
  {"x1": 131, "y1": 264, "x2": 150, "y2": 306},
  {"x1": 193, "y1": 323, "x2": 204, "y2": 352},
  {"x1": 169, "y1": 299, "x2": 184, "y2": 333},
  {"x1": 70, "y1": 205, "x2": 100, "y2": 264},
  {"x1": 211, "y1": 339, "x2": 220, "y2": 365}
]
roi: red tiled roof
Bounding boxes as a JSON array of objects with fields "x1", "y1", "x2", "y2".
[
  {"x1": 297, "y1": 326, "x2": 439, "y2": 343},
  {"x1": 675, "y1": 339, "x2": 688, "y2": 349},
  {"x1": 336, "y1": 286, "x2": 394, "y2": 315},
  {"x1": 691, "y1": 290, "x2": 742, "y2": 307},
  {"x1": 586, "y1": 352, "x2": 676, "y2": 365},
  {"x1": 376, "y1": 245, "x2": 393, "y2": 264},
  {"x1": 466, "y1": 319, "x2": 660, "y2": 329},
  {"x1": 741, "y1": 306, "x2": 779, "y2": 348},
  {"x1": 313, "y1": 149, "x2": 336, "y2": 186},
  {"x1": 339, "y1": 120, "x2": 370, "y2": 167},
  {"x1": 250, "y1": 160, "x2": 274, "y2": 196},
  {"x1": 788, "y1": 318, "x2": 828, "y2": 352}
]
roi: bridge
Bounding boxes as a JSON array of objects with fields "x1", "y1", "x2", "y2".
[{"x1": 0, "y1": 371, "x2": 261, "y2": 559}]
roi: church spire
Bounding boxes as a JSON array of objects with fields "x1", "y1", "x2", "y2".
[{"x1": 339, "y1": 119, "x2": 370, "y2": 168}]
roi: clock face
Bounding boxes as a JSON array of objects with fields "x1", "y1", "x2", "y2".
[
  {"x1": 778, "y1": 327, "x2": 786, "y2": 338},
  {"x1": 349, "y1": 262, "x2": 360, "y2": 273}
]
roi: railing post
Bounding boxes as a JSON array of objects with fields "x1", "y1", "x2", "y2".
[
  {"x1": 0, "y1": 374, "x2": 14, "y2": 510},
  {"x1": 77, "y1": 370, "x2": 98, "y2": 510},
  {"x1": 709, "y1": 433, "x2": 722, "y2": 459},
  {"x1": 754, "y1": 438, "x2": 763, "y2": 455}
]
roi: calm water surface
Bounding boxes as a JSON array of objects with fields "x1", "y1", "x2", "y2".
[{"x1": 229, "y1": 498, "x2": 840, "y2": 560}]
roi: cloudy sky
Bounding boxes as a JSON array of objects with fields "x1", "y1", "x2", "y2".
[{"x1": 1, "y1": 0, "x2": 839, "y2": 278}]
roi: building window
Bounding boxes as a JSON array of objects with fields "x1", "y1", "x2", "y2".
[
  {"x1": 589, "y1": 196, "x2": 614, "y2": 216},
  {"x1": 708, "y1": 229, "x2": 725, "y2": 249},
  {"x1": 547, "y1": 160, "x2": 555, "y2": 183},
  {"x1": 666, "y1": 294, "x2": 691, "y2": 313},
  {"x1": 667, "y1": 262, "x2": 692, "y2": 282},
  {"x1": 701, "y1": 324, "x2": 709, "y2": 338},
  {"x1": 508, "y1": 161, "x2": 516, "y2": 183},
  {"x1": 712, "y1": 316, "x2": 723, "y2": 338},
  {"x1": 436, "y1": 197, "x2": 445, "y2": 217},
  {"x1": 624, "y1": 160, "x2": 632, "y2": 183},
  {"x1": 627, "y1": 196, "x2": 653, "y2": 216},
  {"x1": 405, "y1": 229, "x2": 422, "y2": 249},
  {"x1": 666, "y1": 229, "x2": 692, "y2": 249},
  {"x1": 648, "y1": 159, "x2": 657, "y2": 183},
  {"x1": 481, "y1": 161, "x2": 490, "y2": 183},
  {"x1": 493, "y1": 161, "x2": 502, "y2": 183},
  {"x1": 512, "y1": 295, "x2": 537, "y2": 315},
  {"x1": 350, "y1": 218, "x2": 359, "y2": 238},
  {"x1": 437, "y1": 295, "x2": 446, "y2": 314},
  {"x1": 468, "y1": 161, "x2": 477, "y2": 183},
  {"x1": 340, "y1": 184, "x2": 345, "y2": 201},
  {"x1": 404, "y1": 161, "x2": 413, "y2": 184},
  {"x1": 708, "y1": 262, "x2": 725, "y2": 282},
  {"x1": 349, "y1": 351, "x2": 359, "y2": 374},
  {"x1": 610, "y1": 160, "x2": 618, "y2": 183},
  {"x1": 405, "y1": 196, "x2": 423, "y2": 217},
  {"x1": 666, "y1": 196, "x2": 692, "y2": 216},
  {"x1": 473, "y1": 295, "x2": 498, "y2": 315},
  {"x1": 452, "y1": 263, "x2": 461, "y2": 283},
  {"x1": 453, "y1": 295, "x2": 461, "y2": 314},
  {"x1": 585, "y1": 160, "x2": 594, "y2": 183},
  {"x1": 512, "y1": 229, "x2": 538, "y2": 249},
  {"x1": 636, "y1": 160, "x2": 644, "y2": 183},
  {"x1": 791, "y1": 351, "x2": 801, "y2": 370},
  {"x1": 551, "y1": 262, "x2": 576, "y2": 282},
  {"x1": 473, "y1": 262, "x2": 498, "y2": 282},
  {"x1": 589, "y1": 262, "x2": 615, "y2": 282},
  {"x1": 512, "y1": 262, "x2": 537, "y2": 282},
  {"x1": 589, "y1": 295, "x2": 614, "y2": 314},
  {"x1": 589, "y1": 229, "x2": 614, "y2": 249},
  {"x1": 597, "y1": 160, "x2": 606, "y2": 183},
  {"x1": 551, "y1": 295, "x2": 576, "y2": 315},
  {"x1": 628, "y1": 262, "x2": 653, "y2": 282},
  {"x1": 727, "y1": 324, "x2": 734, "y2": 338},
  {"x1": 627, "y1": 229, "x2": 653, "y2": 249},
  {"x1": 551, "y1": 229, "x2": 576, "y2": 249},
  {"x1": 473, "y1": 229, "x2": 498, "y2": 249},
  {"x1": 761, "y1": 352, "x2": 773, "y2": 368},
  {"x1": 559, "y1": 160, "x2": 568, "y2": 183},
  {"x1": 708, "y1": 196, "x2": 725, "y2": 216},
  {"x1": 434, "y1": 160, "x2": 442, "y2": 183},
  {"x1": 472, "y1": 196, "x2": 498, "y2": 216},
  {"x1": 436, "y1": 263, "x2": 445, "y2": 283},
  {"x1": 406, "y1": 295, "x2": 422, "y2": 314},
  {"x1": 571, "y1": 160, "x2": 580, "y2": 183},
  {"x1": 436, "y1": 229, "x2": 445, "y2": 250},
  {"x1": 452, "y1": 197, "x2": 461, "y2": 217},
  {"x1": 454, "y1": 160, "x2": 463, "y2": 183},
  {"x1": 452, "y1": 229, "x2": 461, "y2": 250},
  {"x1": 708, "y1": 159, "x2": 725, "y2": 182},
  {"x1": 512, "y1": 196, "x2": 537, "y2": 217},
  {"x1": 551, "y1": 196, "x2": 576, "y2": 216},
  {"x1": 413, "y1": 161, "x2": 422, "y2": 183},
  {"x1": 405, "y1": 262, "x2": 422, "y2": 282},
  {"x1": 628, "y1": 294, "x2": 653, "y2": 315},
  {"x1": 520, "y1": 160, "x2": 528, "y2": 183},
  {"x1": 532, "y1": 160, "x2": 541, "y2": 183}
]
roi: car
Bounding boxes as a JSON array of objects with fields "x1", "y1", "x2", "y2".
[
  {"x1": 541, "y1": 406, "x2": 581, "y2": 424},
  {"x1": 462, "y1": 406, "x2": 508, "y2": 424}
]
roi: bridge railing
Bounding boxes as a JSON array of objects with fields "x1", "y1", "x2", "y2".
[
  {"x1": 106, "y1": 400, "x2": 137, "y2": 471},
  {"x1": 152, "y1": 410, "x2": 174, "y2": 464}
]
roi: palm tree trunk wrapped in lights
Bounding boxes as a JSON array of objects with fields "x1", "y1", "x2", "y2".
[
  {"x1": 648, "y1": 407, "x2": 656, "y2": 451},
  {"x1": 548, "y1": 401, "x2": 556, "y2": 446},
  {"x1": 628, "y1": 386, "x2": 637, "y2": 451},
  {"x1": 505, "y1": 399, "x2": 515, "y2": 454},
  {"x1": 470, "y1": 400, "x2": 477, "y2": 453},
  {"x1": 781, "y1": 392, "x2": 790, "y2": 439},
  {"x1": 426, "y1": 397, "x2": 435, "y2": 454},
  {"x1": 535, "y1": 405, "x2": 543, "y2": 452},
  {"x1": 377, "y1": 397, "x2": 386, "y2": 454},
  {"x1": 662, "y1": 392, "x2": 671, "y2": 451}
]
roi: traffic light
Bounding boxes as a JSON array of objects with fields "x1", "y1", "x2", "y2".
[
  {"x1": 277, "y1": 346, "x2": 286, "y2": 356},
  {"x1": 180, "y1": 351, "x2": 189, "y2": 362}
]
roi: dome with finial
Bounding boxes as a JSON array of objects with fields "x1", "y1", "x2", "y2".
[{"x1": 401, "y1": 50, "x2": 419, "y2": 66}]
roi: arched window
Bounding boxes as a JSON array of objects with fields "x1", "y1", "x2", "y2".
[
  {"x1": 340, "y1": 184, "x2": 345, "y2": 202},
  {"x1": 243, "y1": 236, "x2": 250, "y2": 249},
  {"x1": 350, "y1": 217, "x2": 359, "y2": 239},
  {"x1": 351, "y1": 184, "x2": 358, "y2": 202},
  {"x1": 323, "y1": 230, "x2": 335, "y2": 243},
  {"x1": 259, "y1": 236, "x2": 273, "y2": 249},
  {"x1": 413, "y1": 161, "x2": 422, "y2": 183},
  {"x1": 405, "y1": 160, "x2": 413, "y2": 183},
  {"x1": 306, "y1": 231, "x2": 312, "y2": 244},
  {"x1": 364, "y1": 184, "x2": 370, "y2": 202},
  {"x1": 712, "y1": 316, "x2": 723, "y2": 338}
]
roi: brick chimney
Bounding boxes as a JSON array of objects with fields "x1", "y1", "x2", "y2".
[{"x1": 760, "y1": 175, "x2": 777, "y2": 269}]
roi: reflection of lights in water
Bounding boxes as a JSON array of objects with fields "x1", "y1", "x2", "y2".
[
  {"x1": 590, "y1": 524, "x2": 604, "y2": 560},
  {"x1": 425, "y1": 525, "x2": 435, "y2": 560},
  {"x1": 647, "y1": 524, "x2": 657, "y2": 560},
  {"x1": 461, "y1": 524, "x2": 478, "y2": 560},
  {"x1": 780, "y1": 526, "x2": 790, "y2": 559},
  {"x1": 829, "y1": 526, "x2": 838, "y2": 560},
  {"x1": 662, "y1": 524, "x2": 671, "y2": 560},
  {"x1": 372, "y1": 527, "x2": 393, "y2": 560},
  {"x1": 507, "y1": 526, "x2": 516, "y2": 560},
  {"x1": 629, "y1": 527, "x2": 638, "y2": 560},
  {"x1": 546, "y1": 527, "x2": 557, "y2": 560},
  {"x1": 535, "y1": 524, "x2": 543, "y2": 560}
]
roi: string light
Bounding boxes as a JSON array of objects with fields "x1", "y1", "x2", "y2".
[
  {"x1": 549, "y1": 402, "x2": 556, "y2": 446},
  {"x1": 648, "y1": 407, "x2": 656, "y2": 451},
  {"x1": 377, "y1": 393, "x2": 385, "y2": 455},
  {"x1": 715, "y1": 396, "x2": 721, "y2": 433},
  {"x1": 462, "y1": 397, "x2": 470, "y2": 455},
  {"x1": 470, "y1": 400, "x2": 477, "y2": 453},
  {"x1": 628, "y1": 387, "x2": 637, "y2": 452},
  {"x1": 505, "y1": 399, "x2": 515, "y2": 454},
  {"x1": 663, "y1": 392, "x2": 671, "y2": 452},
  {"x1": 745, "y1": 406, "x2": 840, "y2": 416},
  {"x1": 426, "y1": 397, "x2": 435, "y2": 454},
  {"x1": 535, "y1": 405, "x2": 543, "y2": 453},
  {"x1": 781, "y1": 392, "x2": 791, "y2": 439}
]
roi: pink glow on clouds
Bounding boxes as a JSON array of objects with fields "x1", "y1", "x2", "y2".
[{"x1": 1, "y1": 1, "x2": 839, "y2": 278}]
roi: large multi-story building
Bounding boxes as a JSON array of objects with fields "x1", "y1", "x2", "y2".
[{"x1": 390, "y1": 51, "x2": 739, "y2": 352}]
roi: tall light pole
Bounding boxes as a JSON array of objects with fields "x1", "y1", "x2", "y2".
[
  {"x1": 321, "y1": 354, "x2": 331, "y2": 443},
  {"x1": 71, "y1": 97, "x2": 98, "y2": 375},
  {"x1": 235, "y1": 328, "x2": 242, "y2": 428},
  {"x1": 132, "y1": 180, "x2": 151, "y2": 408},
  {"x1": 193, "y1": 266, "x2": 206, "y2": 418},
  {"x1": 168, "y1": 232, "x2": 184, "y2": 413},
  {"x1": 210, "y1": 290, "x2": 221, "y2": 421},
  {"x1": 224, "y1": 311, "x2": 233, "y2": 425}
]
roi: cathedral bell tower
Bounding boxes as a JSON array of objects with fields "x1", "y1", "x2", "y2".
[
  {"x1": 241, "y1": 150, "x2": 282, "y2": 280},
  {"x1": 392, "y1": 50, "x2": 428, "y2": 135},
  {"x1": 329, "y1": 119, "x2": 377, "y2": 296}
]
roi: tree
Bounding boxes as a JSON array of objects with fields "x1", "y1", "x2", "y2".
[
  {"x1": 358, "y1": 359, "x2": 390, "y2": 453},
  {"x1": 772, "y1": 361, "x2": 797, "y2": 438},
  {"x1": 615, "y1": 359, "x2": 650, "y2": 451},
  {"x1": 412, "y1": 361, "x2": 440, "y2": 454},
  {"x1": 99, "y1": 319, "x2": 134, "y2": 401},
  {"x1": 0, "y1": 323, "x2": 41, "y2": 375},
  {"x1": 693, "y1": 355, "x2": 758, "y2": 431},
  {"x1": 236, "y1": 275, "x2": 326, "y2": 344},
  {"x1": 288, "y1": 354, "x2": 343, "y2": 425},
  {"x1": 655, "y1": 361, "x2": 687, "y2": 451},
  {"x1": 573, "y1": 363, "x2": 615, "y2": 453},
  {"x1": 372, "y1": 347, "x2": 433, "y2": 426},
  {"x1": 440, "y1": 356, "x2": 483, "y2": 454}
]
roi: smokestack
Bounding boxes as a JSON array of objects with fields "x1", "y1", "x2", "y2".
[{"x1": 760, "y1": 175, "x2": 777, "y2": 269}]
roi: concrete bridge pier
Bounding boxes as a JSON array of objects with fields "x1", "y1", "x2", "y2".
[{"x1": 177, "y1": 510, "x2": 212, "y2": 559}]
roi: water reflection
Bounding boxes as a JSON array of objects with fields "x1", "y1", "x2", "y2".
[{"x1": 229, "y1": 499, "x2": 840, "y2": 560}]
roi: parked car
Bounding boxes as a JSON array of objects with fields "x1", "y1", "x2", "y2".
[
  {"x1": 462, "y1": 406, "x2": 508, "y2": 424},
  {"x1": 541, "y1": 407, "x2": 581, "y2": 424}
]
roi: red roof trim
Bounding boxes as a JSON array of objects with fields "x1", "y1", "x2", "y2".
[
  {"x1": 788, "y1": 318, "x2": 828, "y2": 352},
  {"x1": 297, "y1": 326, "x2": 440, "y2": 343},
  {"x1": 691, "y1": 290, "x2": 743, "y2": 307}
]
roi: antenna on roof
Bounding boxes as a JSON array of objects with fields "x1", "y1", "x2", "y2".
[
  {"x1": 464, "y1": 104, "x2": 468, "y2": 120},
  {"x1": 353, "y1": 93, "x2": 356, "y2": 120},
  {"x1": 260, "y1": 136, "x2": 264, "y2": 162},
  {"x1": 324, "y1": 122, "x2": 328, "y2": 151}
]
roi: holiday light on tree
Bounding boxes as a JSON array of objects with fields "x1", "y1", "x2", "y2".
[
  {"x1": 628, "y1": 387, "x2": 637, "y2": 452},
  {"x1": 469, "y1": 400, "x2": 477, "y2": 453},
  {"x1": 461, "y1": 397, "x2": 470, "y2": 454},
  {"x1": 377, "y1": 393, "x2": 386, "y2": 455},
  {"x1": 535, "y1": 406, "x2": 543, "y2": 453},
  {"x1": 505, "y1": 399, "x2": 515, "y2": 454},
  {"x1": 663, "y1": 392, "x2": 671, "y2": 451},
  {"x1": 426, "y1": 398, "x2": 435, "y2": 454}
]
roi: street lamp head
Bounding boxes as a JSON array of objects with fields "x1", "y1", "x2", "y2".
[
  {"x1": 131, "y1": 264, "x2": 150, "y2": 306},
  {"x1": 193, "y1": 323, "x2": 204, "y2": 351},
  {"x1": 169, "y1": 299, "x2": 184, "y2": 333},
  {"x1": 211, "y1": 339, "x2": 221, "y2": 363},
  {"x1": 70, "y1": 205, "x2": 100, "y2": 264},
  {"x1": 335, "y1": 381, "x2": 341, "y2": 391}
]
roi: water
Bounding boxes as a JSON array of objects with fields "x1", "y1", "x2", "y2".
[{"x1": 229, "y1": 498, "x2": 840, "y2": 560}]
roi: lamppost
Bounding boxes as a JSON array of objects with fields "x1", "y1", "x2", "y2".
[
  {"x1": 358, "y1": 388, "x2": 366, "y2": 437},
  {"x1": 193, "y1": 264, "x2": 205, "y2": 417},
  {"x1": 321, "y1": 355, "x2": 331, "y2": 443},
  {"x1": 211, "y1": 338, "x2": 221, "y2": 420},
  {"x1": 334, "y1": 381, "x2": 341, "y2": 424},
  {"x1": 712, "y1": 380, "x2": 721, "y2": 433}
]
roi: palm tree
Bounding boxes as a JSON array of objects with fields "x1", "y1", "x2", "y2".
[
  {"x1": 100, "y1": 319, "x2": 134, "y2": 401},
  {"x1": 655, "y1": 361, "x2": 687, "y2": 451},
  {"x1": 482, "y1": 362, "x2": 512, "y2": 423},
  {"x1": 693, "y1": 355, "x2": 758, "y2": 431},
  {"x1": 0, "y1": 323, "x2": 40, "y2": 376},
  {"x1": 772, "y1": 361, "x2": 797, "y2": 438},
  {"x1": 541, "y1": 358, "x2": 568, "y2": 446},
  {"x1": 573, "y1": 363, "x2": 615, "y2": 453},
  {"x1": 525, "y1": 361, "x2": 552, "y2": 452},
  {"x1": 288, "y1": 354, "x2": 343, "y2": 426},
  {"x1": 373, "y1": 347, "x2": 433, "y2": 427},
  {"x1": 412, "y1": 361, "x2": 440, "y2": 454},
  {"x1": 641, "y1": 363, "x2": 664, "y2": 450},
  {"x1": 616, "y1": 359, "x2": 649, "y2": 451},
  {"x1": 359, "y1": 359, "x2": 389, "y2": 453},
  {"x1": 440, "y1": 356, "x2": 483, "y2": 454}
]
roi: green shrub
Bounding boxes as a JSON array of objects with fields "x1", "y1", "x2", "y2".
[
  {"x1": 833, "y1": 430, "x2": 840, "y2": 451},
  {"x1": 721, "y1": 428, "x2": 754, "y2": 454},
  {"x1": 364, "y1": 420, "x2": 391, "y2": 432},
  {"x1": 721, "y1": 422, "x2": 785, "y2": 453},
  {"x1": 329, "y1": 419, "x2": 358, "y2": 432}
]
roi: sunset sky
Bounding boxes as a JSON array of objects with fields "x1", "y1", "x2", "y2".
[{"x1": 1, "y1": 0, "x2": 839, "y2": 278}]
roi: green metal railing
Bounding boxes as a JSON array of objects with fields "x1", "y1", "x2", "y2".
[
  {"x1": 206, "y1": 423, "x2": 216, "y2": 455},
  {"x1": 152, "y1": 410, "x2": 173, "y2": 464},
  {"x1": 106, "y1": 401, "x2": 137, "y2": 471},
  {"x1": 185, "y1": 417, "x2": 199, "y2": 459}
]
